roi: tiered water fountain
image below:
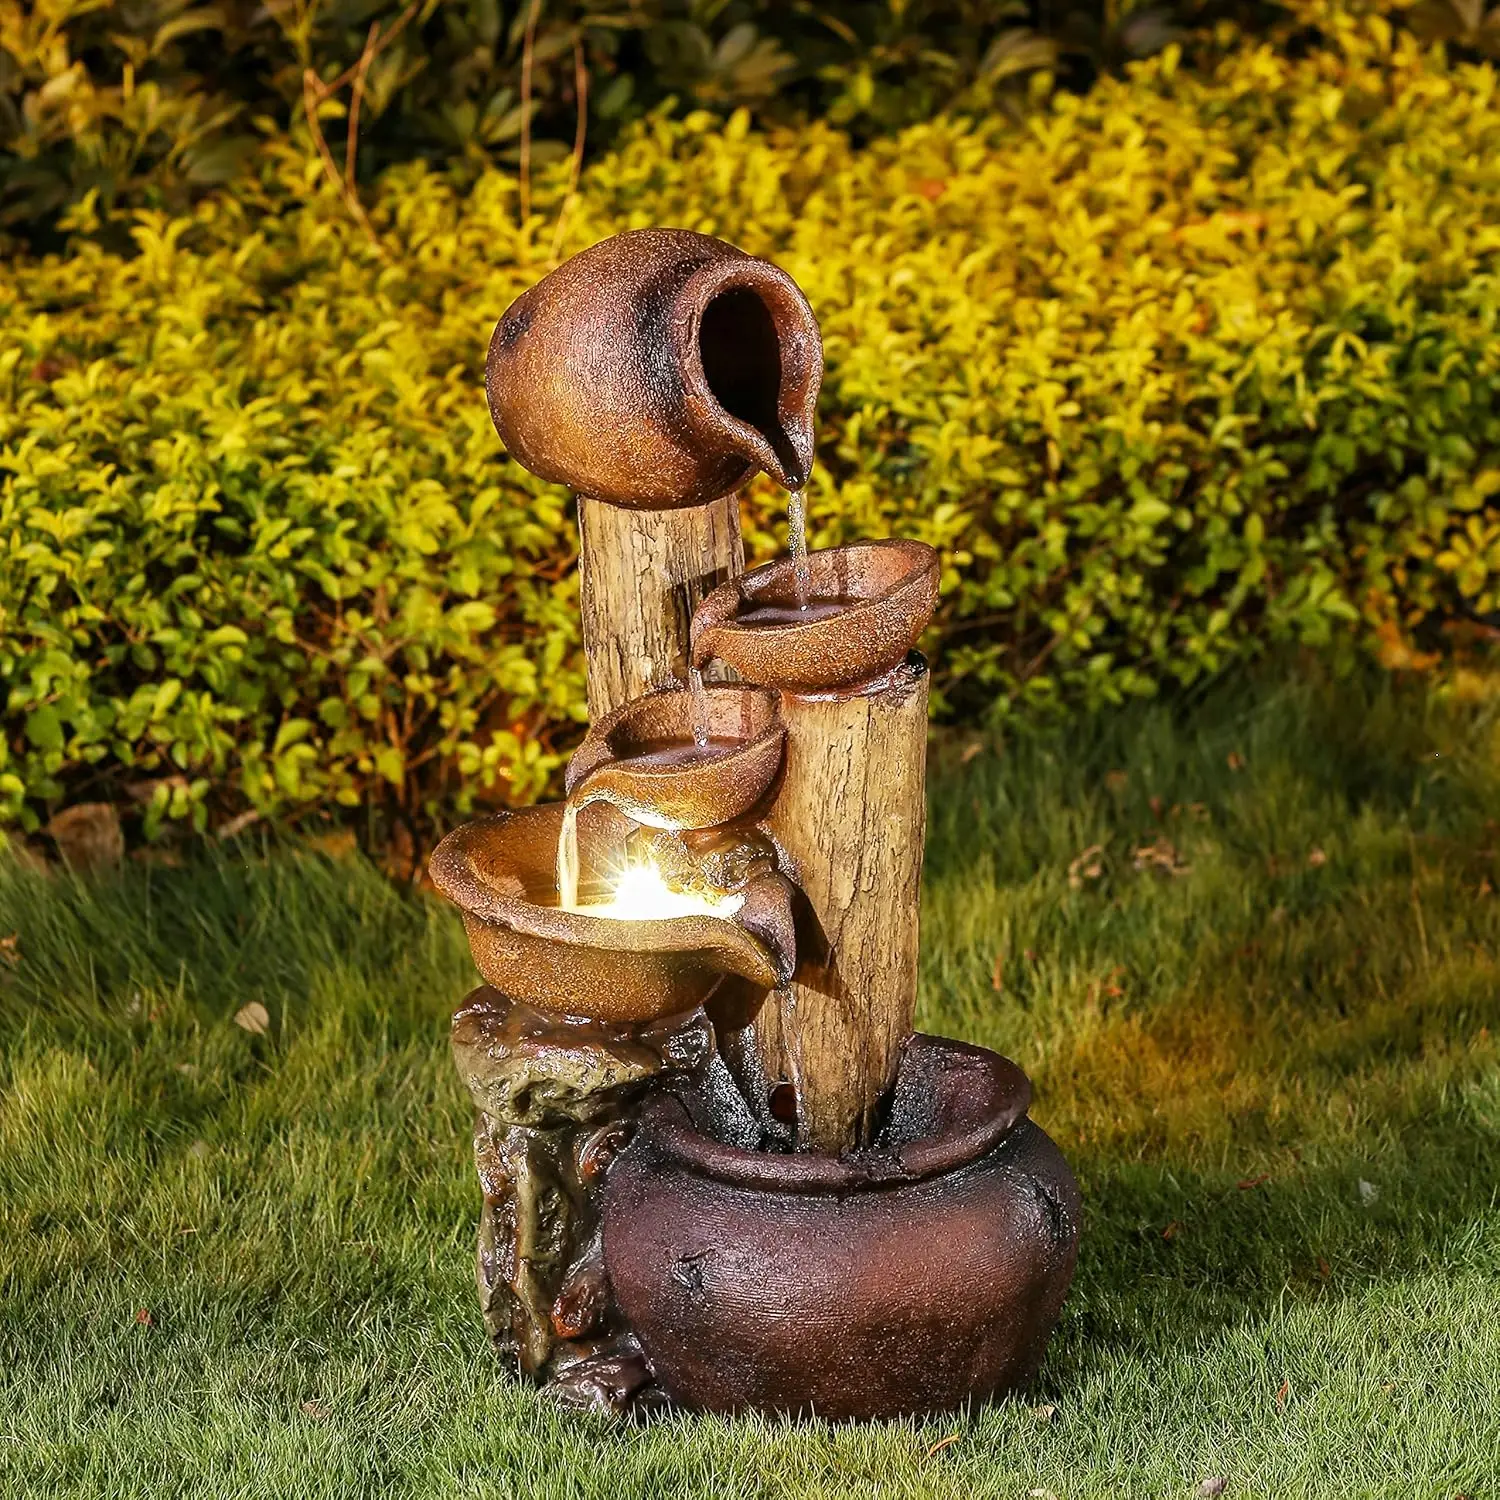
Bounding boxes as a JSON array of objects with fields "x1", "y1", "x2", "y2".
[{"x1": 431, "y1": 229, "x2": 1080, "y2": 1419}]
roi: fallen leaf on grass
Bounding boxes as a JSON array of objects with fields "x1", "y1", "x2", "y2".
[
  {"x1": 1237, "y1": 1173, "x2": 1271, "y2": 1190},
  {"x1": 135, "y1": 1308, "x2": 152, "y2": 1327},
  {"x1": 300, "y1": 1400, "x2": 330, "y2": 1421},
  {"x1": 1275, "y1": 1379, "x2": 1290, "y2": 1406},
  {"x1": 960, "y1": 740, "x2": 984, "y2": 764},
  {"x1": 234, "y1": 1002, "x2": 271, "y2": 1035},
  {"x1": 1307, "y1": 847, "x2": 1328, "y2": 868},
  {"x1": 1032, "y1": 1403, "x2": 1058, "y2": 1424},
  {"x1": 991, "y1": 954, "x2": 1004, "y2": 992},
  {"x1": 1316, "y1": 1256, "x2": 1332, "y2": 1280},
  {"x1": 46, "y1": 803, "x2": 124, "y2": 873},
  {"x1": 1199, "y1": 1479, "x2": 1228, "y2": 1498},
  {"x1": 216, "y1": 809, "x2": 262, "y2": 841},
  {"x1": 1134, "y1": 837, "x2": 1191, "y2": 877},
  {"x1": 0, "y1": 934, "x2": 17, "y2": 968},
  {"x1": 925, "y1": 1433, "x2": 960, "y2": 1457},
  {"x1": 1162, "y1": 1221, "x2": 1181, "y2": 1241},
  {"x1": 1067, "y1": 843, "x2": 1105, "y2": 889},
  {"x1": 1227, "y1": 751, "x2": 1245, "y2": 771},
  {"x1": 306, "y1": 829, "x2": 358, "y2": 861}
]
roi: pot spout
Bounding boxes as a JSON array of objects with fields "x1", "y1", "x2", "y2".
[{"x1": 681, "y1": 263, "x2": 822, "y2": 494}]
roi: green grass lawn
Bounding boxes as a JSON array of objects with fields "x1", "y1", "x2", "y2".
[{"x1": 3, "y1": 663, "x2": 1498, "y2": 1499}]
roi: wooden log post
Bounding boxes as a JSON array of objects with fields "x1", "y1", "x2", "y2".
[
  {"x1": 577, "y1": 494, "x2": 743, "y2": 720},
  {"x1": 756, "y1": 657, "x2": 930, "y2": 1152}
]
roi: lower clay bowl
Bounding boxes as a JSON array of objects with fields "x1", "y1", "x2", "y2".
[
  {"x1": 428, "y1": 804, "x2": 793, "y2": 1026},
  {"x1": 691, "y1": 539, "x2": 939, "y2": 694},
  {"x1": 565, "y1": 684, "x2": 784, "y2": 830},
  {"x1": 602, "y1": 1034, "x2": 1080, "y2": 1418}
]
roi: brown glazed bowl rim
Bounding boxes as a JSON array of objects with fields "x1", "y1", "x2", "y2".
[
  {"x1": 427, "y1": 804, "x2": 781, "y2": 983},
  {"x1": 564, "y1": 683, "x2": 785, "y2": 824},
  {"x1": 693, "y1": 539, "x2": 939, "y2": 658},
  {"x1": 641, "y1": 1035, "x2": 1032, "y2": 1193}
]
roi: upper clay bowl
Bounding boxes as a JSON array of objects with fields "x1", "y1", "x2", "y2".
[
  {"x1": 691, "y1": 539, "x2": 940, "y2": 694},
  {"x1": 428, "y1": 803, "x2": 794, "y2": 1025},
  {"x1": 565, "y1": 684, "x2": 784, "y2": 830}
]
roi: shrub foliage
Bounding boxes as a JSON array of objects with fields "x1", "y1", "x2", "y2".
[
  {"x1": 0, "y1": 0, "x2": 1079, "y2": 244},
  {"x1": 1, "y1": 7, "x2": 1498, "y2": 836}
]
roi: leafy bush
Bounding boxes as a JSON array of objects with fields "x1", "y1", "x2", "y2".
[
  {"x1": 3, "y1": 0, "x2": 1277, "y2": 248},
  {"x1": 0, "y1": 0, "x2": 1055, "y2": 244},
  {"x1": 2, "y1": 4, "x2": 1498, "y2": 838}
]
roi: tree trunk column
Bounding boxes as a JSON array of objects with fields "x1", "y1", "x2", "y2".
[
  {"x1": 577, "y1": 494, "x2": 743, "y2": 720},
  {"x1": 756, "y1": 657, "x2": 930, "y2": 1152}
]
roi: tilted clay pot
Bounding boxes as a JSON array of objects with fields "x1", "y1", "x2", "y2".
[
  {"x1": 601, "y1": 1035, "x2": 1080, "y2": 1419},
  {"x1": 486, "y1": 229, "x2": 823, "y2": 509}
]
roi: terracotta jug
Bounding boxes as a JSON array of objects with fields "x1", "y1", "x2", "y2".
[{"x1": 485, "y1": 229, "x2": 823, "y2": 510}]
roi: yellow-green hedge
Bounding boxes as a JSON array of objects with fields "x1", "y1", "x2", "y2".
[{"x1": 3, "y1": 5, "x2": 1499, "y2": 835}]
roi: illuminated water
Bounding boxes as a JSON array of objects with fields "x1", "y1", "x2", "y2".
[{"x1": 556, "y1": 801, "x2": 580, "y2": 912}]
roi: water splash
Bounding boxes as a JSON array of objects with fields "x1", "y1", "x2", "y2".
[{"x1": 787, "y1": 489, "x2": 810, "y2": 611}]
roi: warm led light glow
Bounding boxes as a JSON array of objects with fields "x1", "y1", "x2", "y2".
[{"x1": 570, "y1": 857, "x2": 744, "y2": 922}]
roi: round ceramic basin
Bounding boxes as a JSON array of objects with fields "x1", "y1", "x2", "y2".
[{"x1": 428, "y1": 804, "x2": 792, "y2": 1026}]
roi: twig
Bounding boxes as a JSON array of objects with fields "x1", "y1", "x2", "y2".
[
  {"x1": 303, "y1": 67, "x2": 385, "y2": 256},
  {"x1": 299, "y1": 0, "x2": 422, "y2": 258},
  {"x1": 547, "y1": 34, "x2": 588, "y2": 265},
  {"x1": 519, "y1": 0, "x2": 541, "y2": 223},
  {"x1": 346, "y1": 20, "x2": 383, "y2": 187}
]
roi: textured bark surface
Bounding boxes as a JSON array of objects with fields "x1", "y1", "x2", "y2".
[
  {"x1": 577, "y1": 493, "x2": 743, "y2": 719},
  {"x1": 755, "y1": 658, "x2": 930, "y2": 1152},
  {"x1": 451, "y1": 986, "x2": 710, "y2": 1393}
]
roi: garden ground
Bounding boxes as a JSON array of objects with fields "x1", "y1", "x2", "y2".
[{"x1": 2, "y1": 661, "x2": 1498, "y2": 1499}]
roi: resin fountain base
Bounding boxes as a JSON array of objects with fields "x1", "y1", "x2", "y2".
[
  {"x1": 604, "y1": 1034, "x2": 1079, "y2": 1420},
  {"x1": 430, "y1": 223, "x2": 1082, "y2": 1425},
  {"x1": 452, "y1": 981, "x2": 1079, "y2": 1420}
]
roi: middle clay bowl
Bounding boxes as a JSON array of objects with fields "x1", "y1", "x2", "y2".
[
  {"x1": 428, "y1": 804, "x2": 793, "y2": 1025},
  {"x1": 691, "y1": 538, "x2": 940, "y2": 693},
  {"x1": 565, "y1": 683, "x2": 785, "y2": 830}
]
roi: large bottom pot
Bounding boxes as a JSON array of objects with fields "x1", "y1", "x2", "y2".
[{"x1": 601, "y1": 1034, "x2": 1080, "y2": 1419}]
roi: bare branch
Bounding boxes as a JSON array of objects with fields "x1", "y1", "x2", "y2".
[{"x1": 548, "y1": 34, "x2": 588, "y2": 266}]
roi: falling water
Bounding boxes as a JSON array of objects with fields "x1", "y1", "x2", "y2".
[
  {"x1": 688, "y1": 664, "x2": 710, "y2": 748},
  {"x1": 556, "y1": 801, "x2": 580, "y2": 913},
  {"x1": 787, "y1": 488, "x2": 810, "y2": 611},
  {"x1": 777, "y1": 983, "x2": 806, "y2": 1150}
]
